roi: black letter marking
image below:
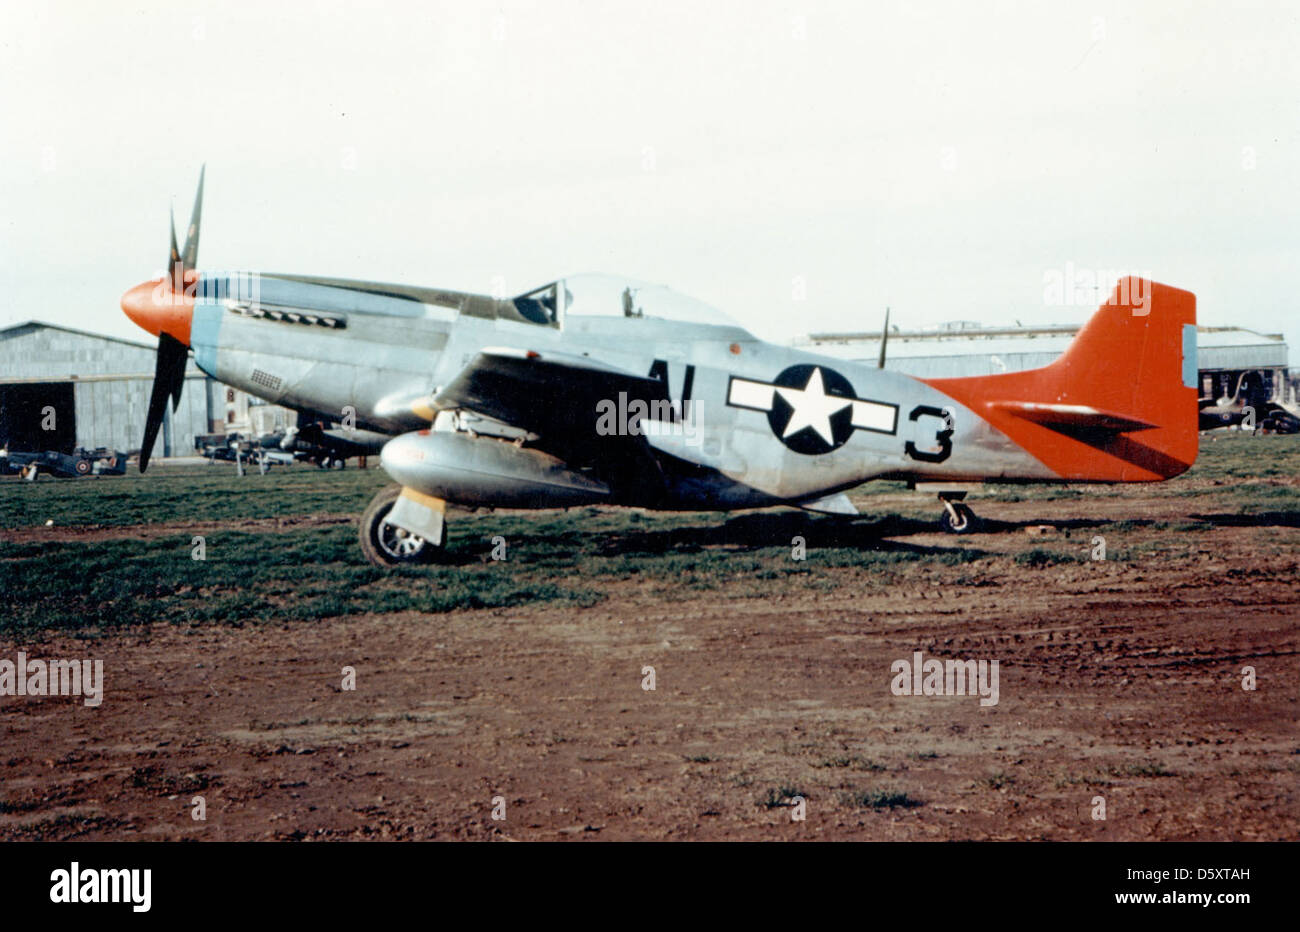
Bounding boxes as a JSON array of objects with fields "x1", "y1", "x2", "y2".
[{"x1": 647, "y1": 359, "x2": 694, "y2": 421}]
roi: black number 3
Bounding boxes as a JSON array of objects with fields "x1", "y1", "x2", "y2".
[{"x1": 904, "y1": 405, "x2": 953, "y2": 463}]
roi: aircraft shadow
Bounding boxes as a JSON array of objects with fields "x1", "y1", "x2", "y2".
[
  {"x1": 976, "y1": 516, "x2": 1115, "y2": 534},
  {"x1": 442, "y1": 507, "x2": 1297, "y2": 565},
  {"x1": 585, "y1": 508, "x2": 1298, "y2": 557},
  {"x1": 1188, "y1": 511, "x2": 1300, "y2": 529},
  {"x1": 961, "y1": 509, "x2": 1294, "y2": 530},
  {"x1": 979, "y1": 511, "x2": 1300, "y2": 533},
  {"x1": 445, "y1": 510, "x2": 980, "y2": 562},
  {"x1": 588, "y1": 512, "x2": 970, "y2": 558}
]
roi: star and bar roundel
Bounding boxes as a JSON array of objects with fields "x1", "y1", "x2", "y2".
[{"x1": 727, "y1": 364, "x2": 899, "y2": 454}]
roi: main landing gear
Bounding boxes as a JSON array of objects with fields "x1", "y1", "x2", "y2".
[
  {"x1": 358, "y1": 484, "x2": 447, "y2": 566},
  {"x1": 937, "y1": 491, "x2": 980, "y2": 535}
]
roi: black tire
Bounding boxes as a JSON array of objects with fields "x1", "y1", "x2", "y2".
[
  {"x1": 939, "y1": 502, "x2": 979, "y2": 535},
  {"x1": 358, "y1": 484, "x2": 445, "y2": 567}
]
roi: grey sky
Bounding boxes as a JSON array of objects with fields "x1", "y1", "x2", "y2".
[{"x1": 2, "y1": 0, "x2": 1297, "y2": 351}]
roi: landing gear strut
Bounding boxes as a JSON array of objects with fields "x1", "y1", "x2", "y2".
[
  {"x1": 938, "y1": 492, "x2": 980, "y2": 535},
  {"x1": 358, "y1": 484, "x2": 446, "y2": 566}
]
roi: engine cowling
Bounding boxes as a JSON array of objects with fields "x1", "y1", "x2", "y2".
[{"x1": 379, "y1": 429, "x2": 610, "y2": 508}]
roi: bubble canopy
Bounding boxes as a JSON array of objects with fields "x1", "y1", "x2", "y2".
[{"x1": 511, "y1": 274, "x2": 751, "y2": 334}]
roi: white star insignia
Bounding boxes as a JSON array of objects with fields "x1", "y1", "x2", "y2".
[
  {"x1": 774, "y1": 367, "x2": 851, "y2": 444},
  {"x1": 726, "y1": 367, "x2": 900, "y2": 446}
]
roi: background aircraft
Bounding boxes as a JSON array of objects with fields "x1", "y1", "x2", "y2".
[
  {"x1": 1198, "y1": 371, "x2": 1300, "y2": 433},
  {"x1": 282, "y1": 413, "x2": 389, "y2": 468},
  {"x1": 0, "y1": 446, "x2": 127, "y2": 479},
  {"x1": 123, "y1": 173, "x2": 1200, "y2": 566}
]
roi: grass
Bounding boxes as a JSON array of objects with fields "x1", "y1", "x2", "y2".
[
  {"x1": 0, "y1": 462, "x2": 390, "y2": 529},
  {"x1": 1111, "y1": 761, "x2": 1176, "y2": 778},
  {"x1": 1180, "y1": 432, "x2": 1300, "y2": 481},
  {"x1": 0, "y1": 465, "x2": 1000, "y2": 634},
  {"x1": 1, "y1": 512, "x2": 989, "y2": 634},
  {"x1": 2, "y1": 431, "x2": 1292, "y2": 634},
  {"x1": 0, "y1": 524, "x2": 604, "y2": 635},
  {"x1": 840, "y1": 788, "x2": 921, "y2": 809},
  {"x1": 817, "y1": 756, "x2": 886, "y2": 771},
  {"x1": 1014, "y1": 548, "x2": 1082, "y2": 568},
  {"x1": 761, "y1": 786, "x2": 808, "y2": 808}
]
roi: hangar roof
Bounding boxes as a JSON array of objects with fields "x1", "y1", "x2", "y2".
[
  {"x1": 0, "y1": 320, "x2": 204, "y2": 381},
  {"x1": 0, "y1": 320, "x2": 155, "y2": 350},
  {"x1": 797, "y1": 325, "x2": 1287, "y2": 377}
]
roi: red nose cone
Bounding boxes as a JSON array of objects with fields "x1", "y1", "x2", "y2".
[{"x1": 121, "y1": 273, "x2": 195, "y2": 346}]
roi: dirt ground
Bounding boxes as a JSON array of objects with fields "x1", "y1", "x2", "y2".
[{"x1": 1, "y1": 489, "x2": 1297, "y2": 841}]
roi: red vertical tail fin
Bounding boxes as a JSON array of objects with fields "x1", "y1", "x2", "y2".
[{"x1": 924, "y1": 278, "x2": 1198, "y2": 481}]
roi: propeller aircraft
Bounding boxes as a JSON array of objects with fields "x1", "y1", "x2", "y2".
[{"x1": 122, "y1": 171, "x2": 1201, "y2": 566}]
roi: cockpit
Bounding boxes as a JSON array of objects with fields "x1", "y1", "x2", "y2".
[
  {"x1": 509, "y1": 282, "x2": 569, "y2": 326},
  {"x1": 504, "y1": 274, "x2": 751, "y2": 335}
]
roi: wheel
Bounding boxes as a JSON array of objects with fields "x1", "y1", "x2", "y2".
[
  {"x1": 939, "y1": 502, "x2": 979, "y2": 534},
  {"x1": 73, "y1": 459, "x2": 92, "y2": 476},
  {"x1": 332, "y1": 457, "x2": 347, "y2": 470},
  {"x1": 358, "y1": 484, "x2": 445, "y2": 566}
]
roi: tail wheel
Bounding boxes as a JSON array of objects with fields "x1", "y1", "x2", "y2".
[
  {"x1": 358, "y1": 484, "x2": 445, "y2": 567},
  {"x1": 940, "y1": 502, "x2": 979, "y2": 535}
]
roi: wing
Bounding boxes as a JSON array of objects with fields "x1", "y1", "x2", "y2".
[{"x1": 432, "y1": 348, "x2": 674, "y2": 500}]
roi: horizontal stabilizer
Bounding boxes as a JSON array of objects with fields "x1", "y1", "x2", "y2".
[{"x1": 991, "y1": 401, "x2": 1156, "y2": 433}]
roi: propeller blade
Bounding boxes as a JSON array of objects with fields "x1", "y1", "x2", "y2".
[
  {"x1": 168, "y1": 347, "x2": 186, "y2": 411},
  {"x1": 180, "y1": 165, "x2": 205, "y2": 271},
  {"x1": 138, "y1": 333, "x2": 189, "y2": 472},
  {"x1": 878, "y1": 307, "x2": 890, "y2": 369},
  {"x1": 168, "y1": 207, "x2": 182, "y2": 293},
  {"x1": 139, "y1": 372, "x2": 170, "y2": 473}
]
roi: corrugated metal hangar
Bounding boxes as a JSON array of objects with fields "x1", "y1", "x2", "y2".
[
  {"x1": 0, "y1": 321, "x2": 291, "y2": 459},
  {"x1": 799, "y1": 323, "x2": 1292, "y2": 403}
]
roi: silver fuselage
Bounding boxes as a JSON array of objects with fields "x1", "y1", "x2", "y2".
[{"x1": 189, "y1": 271, "x2": 1049, "y2": 509}]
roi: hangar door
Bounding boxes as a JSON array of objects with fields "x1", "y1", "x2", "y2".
[{"x1": 0, "y1": 382, "x2": 76, "y2": 453}]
